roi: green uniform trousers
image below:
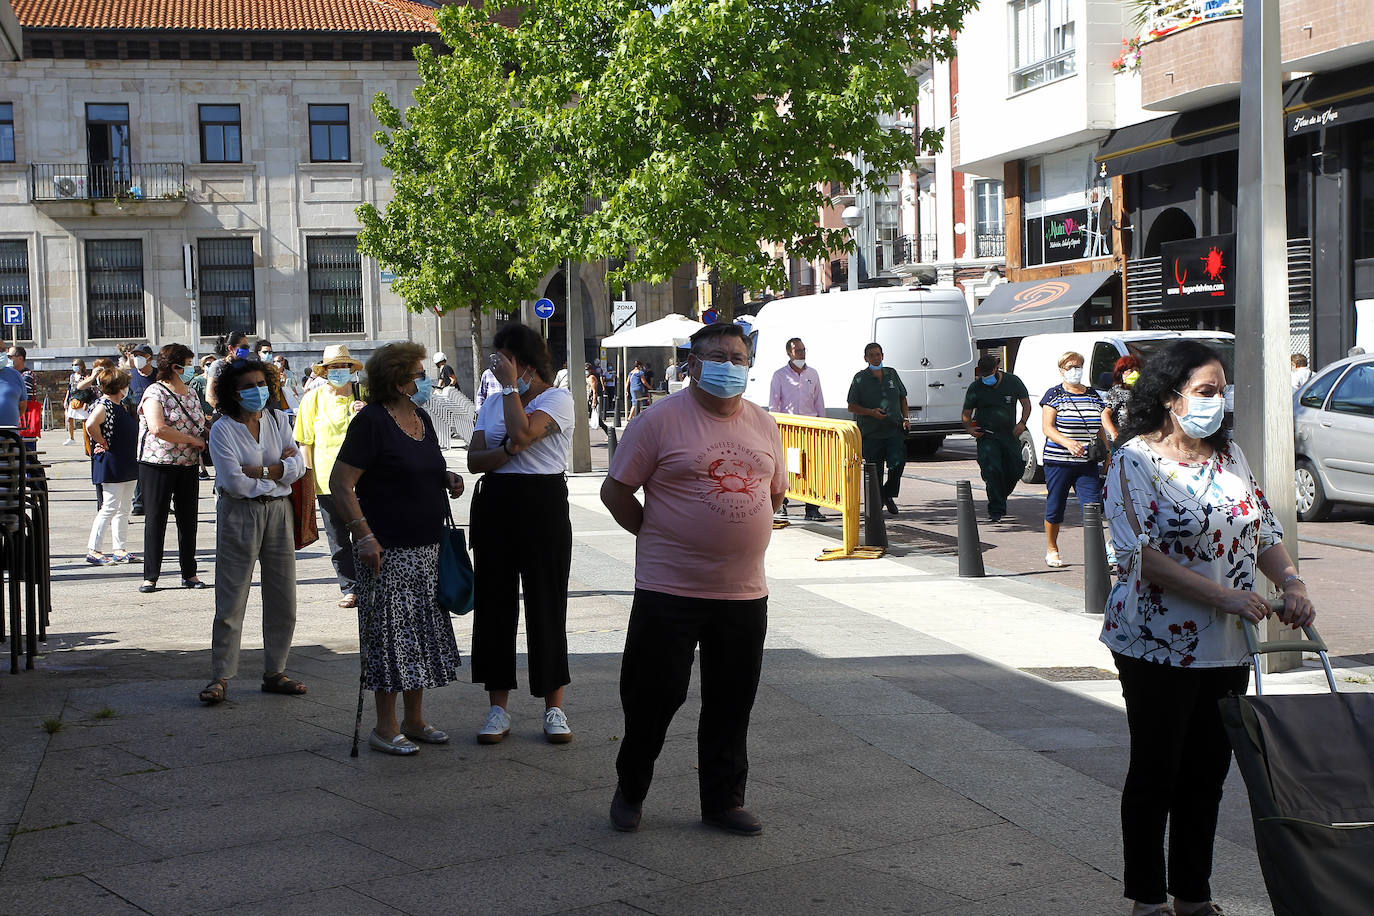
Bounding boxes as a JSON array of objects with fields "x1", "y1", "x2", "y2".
[
  {"x1": 976, "y1": 432, "x2": 1025, "y2": 518},
  {"x1": 861, "y1": 433, "x2": 907, "y2": 500}
]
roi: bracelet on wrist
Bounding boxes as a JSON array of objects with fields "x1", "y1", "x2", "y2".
[
  {"x1": 354, "y1": 533, "x2": 377, "y2": 547},
  {"x1": 1281, "y1": 573, "x2": 1306, "y2": 590},
  {"x1": 502, "y1": 442, "x2": 513, "y2": 456},
  {"x1": 345, "y1": 518, "x2": 367, "y2": 530}
]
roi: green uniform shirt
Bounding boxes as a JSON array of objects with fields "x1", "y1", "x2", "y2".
[
  {"x1": 962, "y1": 371, "x2": 1029, "y2": 437},
  {"x1": 847, "y1": 367, "x2": 907, "y2": 440}
]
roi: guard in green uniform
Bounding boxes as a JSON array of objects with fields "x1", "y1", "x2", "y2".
[
  {"x1": 961, "y1": 355, "x2": 1031, "y2": 523},
  {"x1": 847, "y1": 343, "x2": 909, "y2": 516}
]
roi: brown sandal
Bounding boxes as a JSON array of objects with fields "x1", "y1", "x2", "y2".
[
  {"x1": 199, "y1": 679, "x2": 227, "y2": 705},
  {"x1": 261, "y1": 673, "x2": 307, "y2": 696}
]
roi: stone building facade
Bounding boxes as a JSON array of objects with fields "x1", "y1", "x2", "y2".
[{"x1": 0, "y1": 0, "x2": 691, "y2": 387}]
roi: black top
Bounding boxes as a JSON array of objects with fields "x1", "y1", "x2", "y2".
[
  {"x1": 92, "y1": 395, "x2": 138, "y2": 484},
  {"x1": 438, "y1": 364, "x2": 456, "y2": 388},
  {"x1": 335, "y1": 403, "x2": 447, "y2": 548}
]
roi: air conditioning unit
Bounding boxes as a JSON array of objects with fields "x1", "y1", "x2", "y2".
[{"x1": 52, "y1": 173, "x2": 88, "y2": 199}]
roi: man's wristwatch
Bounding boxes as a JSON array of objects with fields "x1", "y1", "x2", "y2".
[
  {"x1": 501, "y1": 386, "x2": 518, "y2": 396},
  {"x1": 1281, "y1": 573, "x2": 1306, "y2": 589},
  {"x1": 260, "y1": 465, "x2": 269, "y2": 479}
]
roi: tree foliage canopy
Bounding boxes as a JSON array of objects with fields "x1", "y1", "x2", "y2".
[{"x1": 359, "y1": 0, "x2": 977, "y2": 315}]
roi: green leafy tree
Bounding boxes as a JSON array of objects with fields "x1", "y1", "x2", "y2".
[
  {"x1": 511, "y1": 0, "x2": 978, "y2": 311},
  {"x1": 356, "y1": 4, "x2": 562, "y2": 392}
]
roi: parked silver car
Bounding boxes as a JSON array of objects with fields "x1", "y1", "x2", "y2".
[{"x1": 1293, "y1": 355, "x2": 1374, "y2": 521}]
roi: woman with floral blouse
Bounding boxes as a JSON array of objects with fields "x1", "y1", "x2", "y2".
[{"x1": 1102, "y1": 340, "x2": 1316, "y2": 916}]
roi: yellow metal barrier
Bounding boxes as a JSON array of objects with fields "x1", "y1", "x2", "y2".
[{"x1": 771, "y1": 413, "x2": 884, "y2": 561}]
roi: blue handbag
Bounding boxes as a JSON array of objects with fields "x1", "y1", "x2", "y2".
[{"x1": 437, "y1": 506, "x2": 475, "y2": 615}]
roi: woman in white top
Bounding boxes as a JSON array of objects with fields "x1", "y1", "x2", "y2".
[
  {"x1": 467, "y1": 324, "x2": 576, "y2": 745},
  {"x1": 200, "y1": 358, "x2": 308, "y2": 705},
  {"x1": 1103, "y1": 339, "x2": 1315, "y2": 916}
]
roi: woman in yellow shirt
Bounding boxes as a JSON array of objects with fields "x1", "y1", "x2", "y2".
[{"x1": 294, "y1": 345, "x2": 365, "y2": 608}]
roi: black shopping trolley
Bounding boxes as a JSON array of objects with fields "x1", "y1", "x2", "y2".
[{"x1": 1218, "y1": 615, "x2": 1374, "y2": 916}]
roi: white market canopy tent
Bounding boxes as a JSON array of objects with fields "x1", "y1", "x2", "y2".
[{"x1": 600, "y1": 313, "x2": 705, "y2": 348}]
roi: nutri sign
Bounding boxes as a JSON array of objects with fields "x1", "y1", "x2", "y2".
[
  {"x1": 1024, "y1": 202, "x2": 1112, "y2": 267},
  {"x1": 1160, "y1": 234, "x2": 1236, "y2": 308}
]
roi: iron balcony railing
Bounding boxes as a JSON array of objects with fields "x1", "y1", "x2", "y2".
[
  {"x1": 894, "y1": 234, "x2": 939, "y2": 266},
  {"x1": 30, "y1": 162, "x2": 186, "y2": 202},
  {"x1": 974, "y1": 233, "x2": 1006, "y2": 258}
]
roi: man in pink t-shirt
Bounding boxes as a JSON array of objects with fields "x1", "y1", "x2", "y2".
[{"x1": 601, "y1": 322, "x2": 787, "y2": 837}]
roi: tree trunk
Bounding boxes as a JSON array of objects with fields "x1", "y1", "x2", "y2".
[{"x1": 469, "y1": 301, "x2": 483, "y2": 398}]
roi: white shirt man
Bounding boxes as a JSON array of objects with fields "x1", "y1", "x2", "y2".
[{"x1": 767, "y1": 337, "x2": 825, "y2": 521}]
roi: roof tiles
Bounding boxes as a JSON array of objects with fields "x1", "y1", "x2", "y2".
[{"x1": 11, "y1": 0, "x2": 446, "y2": 33}]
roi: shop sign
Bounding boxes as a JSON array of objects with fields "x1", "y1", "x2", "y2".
[
  {"x1": 1160, "y1": 233, "x2": 1235, "y2": 308},
  {"x1": 1025, "y1": 204, "x2": 1112, "y2": 267}
]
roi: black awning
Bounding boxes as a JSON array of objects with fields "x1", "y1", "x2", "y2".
[
  {"x1": 1286, "y1": 65, "x2": 1374, "y2": 137},
  {"x1": 973, "y1": 270, "x2": 1118, "y2": 340},
  {"x1": 1095, "y1": 100, "x2": 1242, "y2": 177}
]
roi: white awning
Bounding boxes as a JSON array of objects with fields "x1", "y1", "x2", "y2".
[{"x1": 601, "y1": 313, "x2": 705, "y2": 348}]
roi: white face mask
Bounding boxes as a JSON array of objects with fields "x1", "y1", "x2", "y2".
[
  {"x1": 790, "y1": 358, "x2": 806, "y2": 369},
  {"x1": 1062, "y1": 367, "x2": 1084, "y2": 385},
  {"x1": 133, "y1": 355, "x2": 148, "y2": 370}
]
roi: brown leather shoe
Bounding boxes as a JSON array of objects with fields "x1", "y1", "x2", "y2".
[
  {"x1": 702, "y1": 806, "x2": 762, "y2": 836},
  {"x1": 609, "y1": 787, "x2": 641, "y2": 832}
]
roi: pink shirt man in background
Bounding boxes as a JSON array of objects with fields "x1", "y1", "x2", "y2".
[
  {"x1": 767, "y1": 337, "x2": 826, "y2": 521},
  {"x1": 601, "y1": 321, "x2": 786, "y2": 838}
]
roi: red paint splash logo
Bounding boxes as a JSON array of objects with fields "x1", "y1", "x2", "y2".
[{"x1": 1200, "y1": 246, "x2": 1226, "y2": 281}]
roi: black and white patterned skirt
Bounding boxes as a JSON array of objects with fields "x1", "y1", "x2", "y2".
[{"x1": 355, "y1": 542, "x2": 461, "y2": 693}]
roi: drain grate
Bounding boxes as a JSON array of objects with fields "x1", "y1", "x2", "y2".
[{"x1": 1019, "y1": 666, "x2": 1118, "y2": 682}]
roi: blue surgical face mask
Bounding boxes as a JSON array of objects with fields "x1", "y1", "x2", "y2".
[
  {"x1": 234, "y1": 347, "x2": 251, "y2": 360},
  {"x1": 981, "y1": 374, "x2": 998, "y2": 386},
  {"x1": 868, "y1": 361, "x2": 883, "y2": 370},
  {"x1": 1173, "y1": 390, "x2": 1226, "y2": 439},
  {"x1": 179, "y1": 365, "x2": 196, "y2": 384},
  {"x1": 240, "y1": 385, "x2": 270, "y2": 412},
  {"x1": 410, "y1": 377, "x2": 432, "y2": 407},
  {"x1": 695, "y1": 359, "x2": 748, "y2": 398},
  {"x1": 516, "y1": 372, "x2": 531, "y2": 395},
  {"x1": 327, "y1": 368, "x2": 352, "y2": 387}
]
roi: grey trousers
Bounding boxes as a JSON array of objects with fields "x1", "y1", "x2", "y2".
[{"x1": 211, "y1": 494, "x2": 298, "y2": 680}]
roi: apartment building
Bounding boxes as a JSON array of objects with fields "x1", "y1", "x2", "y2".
[
  {"x1": 0, "y1": 0, "x2": 686, "y2": 384},
  {"x1": 1095, "y1": 0, "x2": 1374, "y2": 365},
  {"x1": 952, "y1": 0, "x2": 1153, "y2": 347}
]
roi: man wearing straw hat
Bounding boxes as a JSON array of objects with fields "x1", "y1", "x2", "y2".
[{"x1": 294, "y1": 345, "x2": 366, "y2": 608}]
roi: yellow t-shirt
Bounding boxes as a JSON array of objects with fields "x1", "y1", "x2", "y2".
[{"x1": 293, "y1": 385, "x2": 355, "y2": 495}]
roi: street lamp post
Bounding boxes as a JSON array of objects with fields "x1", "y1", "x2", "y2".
[{"x1": 841, "y1": 205, "x2": 863, "y2": 292}]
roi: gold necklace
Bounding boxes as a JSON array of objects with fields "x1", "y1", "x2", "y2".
[{"x1": 385, "y1": 402, "x2": 424, "y2": 440}]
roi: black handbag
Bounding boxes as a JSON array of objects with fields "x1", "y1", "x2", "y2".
[{"x1": 437, "y1": 505, "x2": 475, "y2": 615}]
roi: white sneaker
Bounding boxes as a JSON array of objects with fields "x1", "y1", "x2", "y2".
[
  {"x1": 477, "y1": 705, "x2": 510, "y2": 745},
  {"x1": 543, "y1": 706, "x2": 573, "y2": 744},
  {"x1": 63, "y1": 437, "x2": 75, "y2": 446}
]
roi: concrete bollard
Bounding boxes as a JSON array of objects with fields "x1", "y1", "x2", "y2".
[
  {"x1": 956, "y1": 480, "x2": 985, "y2": 578},
  {"x1": 1082, "y1": 503, "x2": 1111, "y2": 615},
  {"x1": 862, "y1": 461, "x2": 888, "y2": 550},
  {"x1": 607, "y1": 426, "x2": 618, "y2": 463}
]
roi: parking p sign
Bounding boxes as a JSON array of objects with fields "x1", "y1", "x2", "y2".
[{"x1": 2, "y1": 305, "x2": 23, "y2": 326}]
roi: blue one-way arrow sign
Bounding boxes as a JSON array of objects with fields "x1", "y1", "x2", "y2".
[{"x1": 534, "y1": 298, "x2": 555, "y2": 320}]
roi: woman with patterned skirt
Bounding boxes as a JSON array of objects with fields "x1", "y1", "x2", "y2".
[{"x1": 330, "y1": 342, "x2": 465, "y2": 756}]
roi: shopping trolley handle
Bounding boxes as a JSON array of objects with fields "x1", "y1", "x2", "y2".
[{"x1": 1246, "y1": 599, "x2": 1338, "y2": 696}]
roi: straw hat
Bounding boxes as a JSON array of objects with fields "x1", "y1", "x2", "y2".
[{"x1": 312, "y1": 344, "x2": 364, "y2": 376}]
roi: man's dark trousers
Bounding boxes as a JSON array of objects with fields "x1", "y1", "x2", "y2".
[
  {"x1": 616, "y1": 589, "x2": 768, "y2": 813},
  {"x1": 314, "y1": 493, "x2": 357, "y2": 596},
  {"x1": 862, "y1": 433, "x2": 906, "y2": 500},
  {"x1": 976, "y1": 432, "x2": 1025, "y2": 518}
]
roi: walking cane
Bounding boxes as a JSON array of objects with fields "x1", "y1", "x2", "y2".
[{"x1": 349, "y1": 563, "x2": 377, "y2": 758}]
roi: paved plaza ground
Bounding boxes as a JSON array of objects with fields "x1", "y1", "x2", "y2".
[{"x1": 1, "y1": 442, "x2": 1368, "y2": 915}]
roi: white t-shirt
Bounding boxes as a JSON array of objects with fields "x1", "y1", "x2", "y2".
[{"x1": 477, "y1": 386, "x2": 575, "y2": 475}]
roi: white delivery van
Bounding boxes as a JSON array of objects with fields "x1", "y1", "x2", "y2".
[
  {"x1": 743, "y1": 287, "x2": 977, "y2": 455},
  {"x1": 1011, "y1": 329, "x2": 1236, "y2": 482}
]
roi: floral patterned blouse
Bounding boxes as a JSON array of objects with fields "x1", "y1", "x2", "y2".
[
  {"x1": 137, "y1": 382, "x2": 206, "y2": 466},
  {"x1": 1101, "y1": 437, "x2": 1282, "y2": 668}
]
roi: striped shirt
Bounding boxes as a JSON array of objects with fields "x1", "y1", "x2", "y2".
[{"x1": 1040, "y1": 384, "x2": 1104, "y2": 464}]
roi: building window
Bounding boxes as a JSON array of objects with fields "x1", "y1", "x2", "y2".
[
  {"x1": 199, "y1": 105, "x2": 242, "y2": 164},
  {"x1": 974, "y1": 179, "x2": 1006, "y2": 258},
  {"x1": 307, "y1": 236, "x2": 364, "y2": 334},
  {"x1": 0, "y1": 103, "x2": 13, "y2": 162},
  {"x1": 0, "y1": 241, "x2": 33, "y2": 341},
  {"x1": 198, "y1": 239, "x2": 256, "y2": 338},
  {"x1": 1009, "y1": 0, "x2": 1075, "y2": 93},
  {"x1": 309, "y1": 105, "x2": 350, "y2": 163},
  {"x1": 86, "y1": 239, "x2": 145, "y2": 340}
]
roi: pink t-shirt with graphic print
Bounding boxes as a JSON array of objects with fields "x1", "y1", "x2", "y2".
[{"x1": 609, "y1": 389, "x2": 787, "y2": 601}]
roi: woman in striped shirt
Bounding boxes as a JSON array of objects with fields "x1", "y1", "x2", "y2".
[{"x1": 1040, "y1": 351, "x2": 1108, "y2": 568}]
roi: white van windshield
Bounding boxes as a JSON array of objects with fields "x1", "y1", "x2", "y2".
[{"x1": 1126, "y1": 337, "x2": 1236, "y2": 383}]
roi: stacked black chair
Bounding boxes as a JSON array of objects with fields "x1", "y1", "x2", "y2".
[{"x1": 0, "y1": 431, "x2": 49, "y2": 673}]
